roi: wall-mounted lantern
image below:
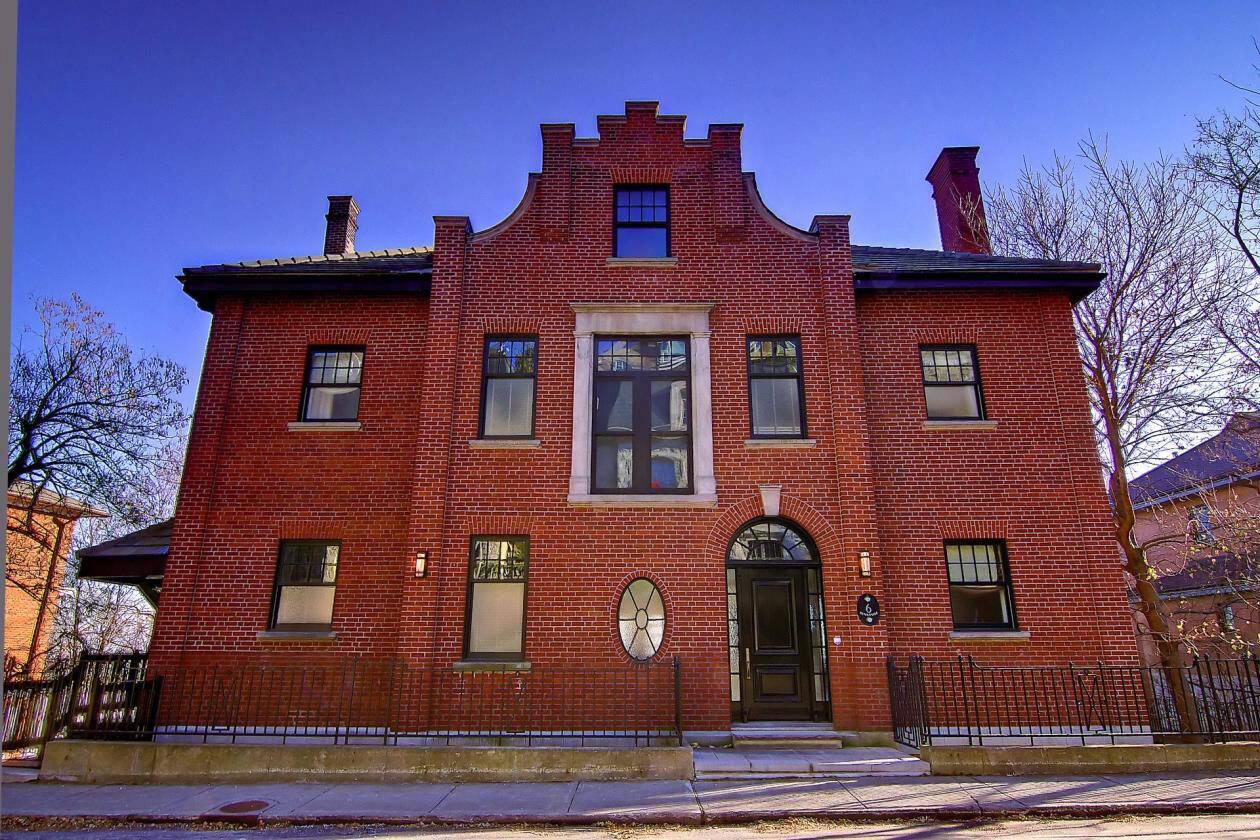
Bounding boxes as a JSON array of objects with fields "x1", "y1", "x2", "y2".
[
  {"x1": 415, "y1": 552, "x2": 428, "y2": 578},
  {"x1": 859, "y1": 550, "x2": 872, "y2": 577}
]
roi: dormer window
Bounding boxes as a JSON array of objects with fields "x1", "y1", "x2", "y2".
[{"x1": 614, "y1": 187, "x2": 669, "y2": 258}]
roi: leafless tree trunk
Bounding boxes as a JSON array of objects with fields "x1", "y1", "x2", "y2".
[{"x1": 978, "y1": 138, "x2": 1256, "y2": 733}]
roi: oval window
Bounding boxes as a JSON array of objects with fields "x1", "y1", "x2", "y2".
[{"x1": 618, "y1": 578, "x2": 665, "y2": 660}]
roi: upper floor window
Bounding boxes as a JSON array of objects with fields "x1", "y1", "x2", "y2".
[
  {"x1": 301, "y1": 347, "x2": 364, "y2": 422},
  {"x1": 748, "y1": 336, "x2": 806, "y2": 438},
  {"x1": 270, "y1": 540, "x2": 340, "y2": 631},
  {"x1": 465, "y1": 537, "x2": 529, "y2": 660},
  {"x1": 920, "y1": 345, "x2": 985, "y2": 420},
  {"x1": 480, "y1": 337, "x2": 537, "y2": 438},
  {"x1": 1189, "y1": 504, "x2": 1215, "y2": 544},
  {"x1": 593, "y1": 337, "x2": 690, "y2": 493},
  {"x1": 945, "y1": 541, "x2": 1016, "y2": 630},
  {"x1": 614, "y1": 186, "x2": 669, "y2": 258}
]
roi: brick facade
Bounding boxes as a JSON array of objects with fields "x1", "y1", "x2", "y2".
[
  {"x1": 148, "y1": 103, "x2": 1139, "y2": 734},
  {"x1": 5, "y1": 489, "x2": 100, "y2": 677}
]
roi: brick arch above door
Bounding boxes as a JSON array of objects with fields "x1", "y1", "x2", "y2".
[{"x1": 704, "y1": 492, "x2": 842, "y2": 566}]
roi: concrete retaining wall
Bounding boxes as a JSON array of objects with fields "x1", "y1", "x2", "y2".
[
  {"x1": 40, "y1": 740, "x2": 694, "y2": 784},
  {"x1": 921, "y1": 741, "x2": 1260, "y2": 776}
]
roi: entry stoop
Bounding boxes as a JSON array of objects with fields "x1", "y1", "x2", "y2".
[
  {"x1": 731, "y1": 721, "x2": 848, "y2": 748},
  {"x1": 707, "y1": 724, "x2": 930, "y2": 779}
]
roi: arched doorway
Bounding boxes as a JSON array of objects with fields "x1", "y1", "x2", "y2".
[{"x1": 726, "y1": 518, "x2": 831, "y2": 722}]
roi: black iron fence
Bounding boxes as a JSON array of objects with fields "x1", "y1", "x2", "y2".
[
  {"x1": 888, "y1": 655, "x2": 1260, "y2": 748},
  {"x1": 4, "y1": 655, "x2": 683, "y2": 753}
]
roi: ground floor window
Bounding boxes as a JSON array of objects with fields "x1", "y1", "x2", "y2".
[
  {"x1": 618, "y1": 578, "x2": 665, "y2": 660},
  {"x1": 465, "y1": 537, "x2": 529, "y2": 660},
  {"x1": 945, "y1": 541, "x2": 1016, "y2": 630},
  {"x1": 270, "y1": 540, "x2": 339, "y2": 631}
]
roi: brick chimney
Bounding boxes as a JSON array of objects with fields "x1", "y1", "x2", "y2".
[
  {"x1": 323, "y1": 195, "x2": 359, "y2": 255},
  {"x1": 925, "y1": 147, "x2": 990, "y2": 254}
]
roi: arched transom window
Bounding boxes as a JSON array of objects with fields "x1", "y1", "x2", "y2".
[
  {"x1": 618, "y1": 578, "x2": 665, "y2": 660},
  {"x1": 727, "y1": 519, "x2": 816, "y2": 564}
]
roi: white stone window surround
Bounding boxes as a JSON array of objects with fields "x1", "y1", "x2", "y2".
[{"x1": 568, "y1": 303, "x2": 717, "y2": 507}]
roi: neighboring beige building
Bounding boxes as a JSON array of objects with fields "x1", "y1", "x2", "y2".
[
  {"x1": 1129, "y1": 412, "x2": 1260, "y2": 663},
  {"x1": 4, "y1": 485, "x2": 105, "y2": 678}
]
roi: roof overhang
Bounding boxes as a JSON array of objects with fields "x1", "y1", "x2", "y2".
[
  {"x1": 179, "y1": 268, "x2": 432, "y2": 312},
  {"x1": 853, "y1": 270, "x2": 1103, "y2": 303}
]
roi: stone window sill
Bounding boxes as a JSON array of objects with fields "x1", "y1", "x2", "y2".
[
  {"x1": 744, "y1": 438, "x2": 817, "y2": 449},
  {"x1": 949, "y1": 630, "x2": 1030, "y2": 641},
  {"x1": 567, "y1": 493, "x2": 719, "y2": 508},
  {"x1": 923, "y1": 420, "x2": 999, "y2": 431},
  {"x1": 605, "y1": 257, "x2": 679, "y2": 268},
  {"x1": 288, "y1": 421, "x2": 363, "y2": 432},
  {"x1": 468, "y1": 438, "x2": 541, "y2": 449},
  {"x1": 257, "y1": 630, "x2": 338, "y2": 642},
  {"x1": 453, "y1": 660, "x2": 532, "y2": 673}
]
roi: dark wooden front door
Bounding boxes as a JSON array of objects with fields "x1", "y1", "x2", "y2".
[{"x1": 735, "y1": 566, "x2": 814, "y2": 721}]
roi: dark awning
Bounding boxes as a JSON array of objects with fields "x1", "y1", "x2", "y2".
[{"x1": 76, "y1": 519, "x2": 172, "y2": 606}]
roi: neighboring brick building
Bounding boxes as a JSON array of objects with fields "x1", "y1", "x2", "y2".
[
  {"x1": 137, "y1": 103, "x2": 1138, "y2": 737},
  {"x1": 1129, "y1": 412, "x2": 1260, "y2": 663},
  {"x1": 5, "y1": 485, "x2": 104, "y2": 677}
]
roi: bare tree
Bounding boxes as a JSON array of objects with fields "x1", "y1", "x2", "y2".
[
  {"x1": 978, "y1": 139, "x2": 1255, "y2": 731},
  {"x1": 6, "y1": 295, "x2": 187, "y2": 674},
  {"x1": 1187, "y1": 40, "x2": 1260, "y2": 405},
  {"x1": 36, "y1": 435, "x2": 187, "y2": 677}
]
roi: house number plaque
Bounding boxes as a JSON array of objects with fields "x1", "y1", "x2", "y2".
[{"x1": 857, "y1": 594, "x2": 880, "y2": 626}]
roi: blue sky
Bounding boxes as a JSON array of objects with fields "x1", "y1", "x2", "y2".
[{"x1": 14, "y1": 1, "x2": 1259, "y2": 403}]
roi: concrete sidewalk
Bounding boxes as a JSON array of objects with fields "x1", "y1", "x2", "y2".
[{"x1": 3, "y1": 770, "x2": 1260, "y2": 825}]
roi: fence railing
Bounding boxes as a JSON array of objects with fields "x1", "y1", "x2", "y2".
[
  {"x1": 888, "y1": 655, "x2": 1260, "y2": 748},
  {"x1": 5, "y1": 655, "x2": 683, "y2": 752},
  {"x1": 2, "y1": 654, "x2": 151, "y2": 757}
]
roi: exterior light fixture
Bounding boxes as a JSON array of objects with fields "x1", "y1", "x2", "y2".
[
  {"x1": 859, "y1": 550, "x2": 872, "y2": 577},
  {"x1": 415, "y1": 552, "x2": 428, "y2": 578}
]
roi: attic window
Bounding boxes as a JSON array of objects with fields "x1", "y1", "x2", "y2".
[{"x1": 614, "y1": 187, "x2": 669, "y2": 258}]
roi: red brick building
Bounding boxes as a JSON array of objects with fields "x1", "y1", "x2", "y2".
[
  {"x1": 1128, "y1": 412, "x2": 1260, "y2": 663},
  {"x1": 5, "y1": 485, "x2": 105, "y2": 678},
  {"x1": 138, "y1": 103, "x2": 1138, "y2": 738}
]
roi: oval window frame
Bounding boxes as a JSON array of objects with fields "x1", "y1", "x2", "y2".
[{"x1": 617, "y1": 578, "x2": 666, "y2": 661}]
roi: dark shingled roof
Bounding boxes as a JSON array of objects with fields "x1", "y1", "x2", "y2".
[
  {"x1": 1130, "y1": 413, "x2": 1260, "y2": 508},
  {"x1": 76, "y1": 519, "x2": 171, "y2": 605},
  {"x1": 851, "y1": 245, "x2": 1097, "y2": 274},
  {"x1": 179, "y1": 248, "x2": 433, "y2": 311},
  {"x1": 77, "y1": 519, "x2": 173, "y2": 561},
  {"x1": 178, "y1": 243, "x2": 1102, "y2": 308},
  {"x1": 183, "y1": 247, "x2": 433, "y2": 274}
]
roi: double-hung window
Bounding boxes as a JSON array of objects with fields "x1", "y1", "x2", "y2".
[
  {"x1": 747, "y1": 336, "x2": 806, "y2": 438},
  {"x1": 920, "y1": 345, "x2": 985, "y2": 420},
  {"x1": 480, "y1": 337, "x2": 537, "y2": 438},
  {"x1": 464, "y1": 537, "x2": 529, "y2": 660},
  {"x1": 614, "y1": 186, "x2": 669, "y2": 258},
  {"x1": 592, "y1": 337, "x2": 691, "y2": 493},
  {"x1": 301, "y1": 346, "x2": 364, "y2": 421},
  {"x1": 945, "y1": 541, "x2": 1016, "y2": 630},
  {"x1": 270, "y1": 541, "x2": 340, "y2": 631}
]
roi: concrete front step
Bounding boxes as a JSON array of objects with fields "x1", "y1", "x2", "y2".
[
  {"x1": 731, "y1": 723, "x2": 849, "y2": 748},
  {"x1": 694, "y1": 746, "x2": 930, "y2": 779}
]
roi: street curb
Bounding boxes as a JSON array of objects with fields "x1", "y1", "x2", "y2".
[{"x1": 9, "y1": 800, "x2": 1260, "y2": 828}]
